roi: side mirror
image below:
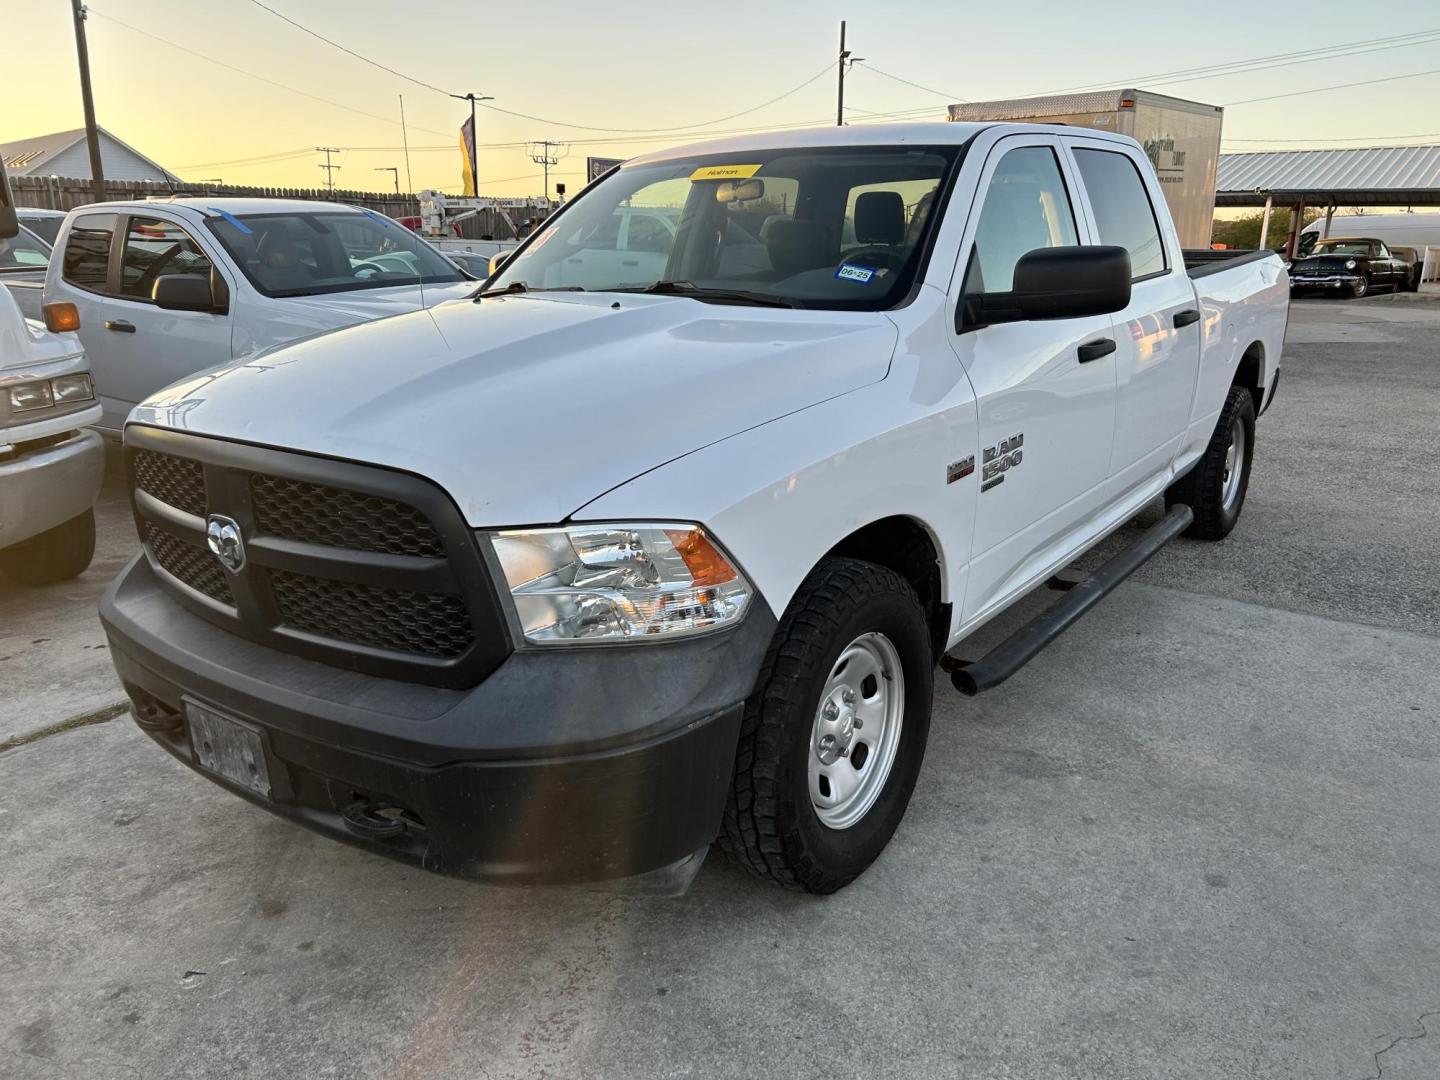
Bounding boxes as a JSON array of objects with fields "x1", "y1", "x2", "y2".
[
  {"x1": 152, "y1": 274, "x2": 219, "y2": 313},
  {"x1": 487, "y1": 250, "x2": 513, "y2": 277},
  {"x1": 959, "y1": 245, "x2": 1131, "y2": 330}
]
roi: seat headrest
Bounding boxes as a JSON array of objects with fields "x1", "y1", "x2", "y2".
[
  {"x1": 855, "y1": 191, "x2": 905, "y2": 245},
  {"x1": 765, "y1": 218, "x2": 821, "y2": 274}
]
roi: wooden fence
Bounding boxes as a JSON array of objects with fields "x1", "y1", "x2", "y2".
[{"x1": 8, "y1": 176, "x2": 536, "y2": 240}]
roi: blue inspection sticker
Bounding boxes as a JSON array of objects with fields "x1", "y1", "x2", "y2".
[
  {"x1": 835, "y1": 263, "x2": 877, "y2": 284},
  {"x1": 206, "y1": 207, "x2": 252, "y2": 235}
]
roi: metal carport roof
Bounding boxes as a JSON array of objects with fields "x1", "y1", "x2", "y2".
[{"x1": 1216, "y1": 145, "x2": 1440, "y2": 207}]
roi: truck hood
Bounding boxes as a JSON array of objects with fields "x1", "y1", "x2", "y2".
[{"x1": 131, "y1": 292, "x2": 898, "y2": 526}]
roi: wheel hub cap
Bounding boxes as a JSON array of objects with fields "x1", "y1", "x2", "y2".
[{"x1": 808, "y1": 632, "x2": 905, "y2": 830}]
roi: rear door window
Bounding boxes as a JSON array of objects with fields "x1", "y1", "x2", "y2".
[
  {"x1": 119, "y1": 216, "x2": 214, "y2": 301},
  {"x1": 1073, "y1": 148, "x2": 1167, "y2": 279},
  {"x1": 61, "y1": 212, "x2": 116, "y2": 292}
]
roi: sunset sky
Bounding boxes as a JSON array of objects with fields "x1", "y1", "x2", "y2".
[{"x1": 8, "y1": 0, "x2": 1440, "y2": 197}]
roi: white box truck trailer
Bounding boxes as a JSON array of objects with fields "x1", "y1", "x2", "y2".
[{"x1": 948, "y1": 89, "x2": 1223, "y2": 248}]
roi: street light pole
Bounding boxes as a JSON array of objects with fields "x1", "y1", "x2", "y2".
[{"x1": 70, "y1": 0, "x2": 106, "y2": 202}]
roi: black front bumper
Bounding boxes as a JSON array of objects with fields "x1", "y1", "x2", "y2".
[{"x1": 100, "y1": 554, "x2": 775, "y2": 885}]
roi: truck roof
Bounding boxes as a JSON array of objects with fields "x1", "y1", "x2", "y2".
[
  {"x1": 627, "y1": 121, "x2": 1133, "y2": 166},
  {"x1": 61, "y1": 196, "x2": 371, "y2": 217}
]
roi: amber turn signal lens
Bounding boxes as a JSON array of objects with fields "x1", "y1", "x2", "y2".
[
  {"x1": 43, "y1": 303, "x2": 81, "y2": 333},
  {"x1": 665, "y1": 528, "x2": 738, "y2": 587}
]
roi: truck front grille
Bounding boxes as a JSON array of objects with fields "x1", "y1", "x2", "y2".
[{"x1": 125, "y1": 431, "x2": 510, "y2": 689}]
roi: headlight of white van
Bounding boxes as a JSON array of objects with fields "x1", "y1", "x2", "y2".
[{"x1": 490, "y1": 523, "x2": 752, "y2": 644}]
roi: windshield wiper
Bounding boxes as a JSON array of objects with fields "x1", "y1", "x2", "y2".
[
  {"x1": 475, "y1": 282, "x2": 586, "y2": 299},
  {"x1": 619, "y1": 280, "x2": 799, "y2": 309}
]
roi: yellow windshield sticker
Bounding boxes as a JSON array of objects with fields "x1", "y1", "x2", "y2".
[{"x1": 689, "y1": 163, "x2": 762, "y2": 181}]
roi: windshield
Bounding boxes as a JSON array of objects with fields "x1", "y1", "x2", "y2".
[
  {"x1": 0, "y1": 224, "x2": 52, "y2": 270},
  {"x1": 1312, "y1": 240, "x2": 1373, "y2": 256},
  {"x1": 207, "y1": 210, "x2": 466, "y2": 298},
  {"x1": 490, "y1": 145, "x2": 961, "y2": 310}
]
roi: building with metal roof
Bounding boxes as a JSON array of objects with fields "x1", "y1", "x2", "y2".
[
  {"x1": 0, "y1": 127, "x2": 177, "y2": 184},
  {"x1": 1217, "y1": 145, "x2": 1440, "y2": 208}
]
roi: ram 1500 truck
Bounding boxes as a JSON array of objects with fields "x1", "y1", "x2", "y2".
[
  {"x1": 0, "y1": 165, "x2": 104, "y2": 585},
  {"x1": 99, "y1": 123, "x2": 1286, "y2": 893},
  {"x1": 44, "y1": 198, "x2": 478, "y2": 434}
]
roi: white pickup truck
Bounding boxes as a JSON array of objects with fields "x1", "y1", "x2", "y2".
[
  {"x1": 99, "y1": 122, "x2": 1286, "y2": 894},
  {"x1": 43, "y1": 198, "x2": 478, "y2": 433}
]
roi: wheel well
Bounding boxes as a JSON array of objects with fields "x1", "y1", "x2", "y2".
[
  {"x1": 825, "y1": 516, "x2": 950, "y2": 659},
  {"x1": 1234, "y1": 342, "x2": 1264, "y2": 414}
]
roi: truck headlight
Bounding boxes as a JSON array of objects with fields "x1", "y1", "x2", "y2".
[
  {"x1": 490, "y1": 523, "x2": 753, "y2": 644},
  {"x1": 8, "y1": 382, "x2": 54, "y2": 412},
  {"x1": 1345, "y1": 259, "x2": 1357, "y2": 270},
  {"x1": 50, "y1": 373, "x2": 94, "y2": 403}
]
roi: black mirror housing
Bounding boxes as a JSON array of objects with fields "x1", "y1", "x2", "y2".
[
  {"x1": 152, "y1": 274, "x2": 219, "y2": 313},
  {"x1": 960, "y1": 245, "x2": 1132, "y2": 330}
]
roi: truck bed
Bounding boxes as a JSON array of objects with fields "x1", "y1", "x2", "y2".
[{"x1": 1182, "y1": 249, "x2": 1277, "y2": 279}]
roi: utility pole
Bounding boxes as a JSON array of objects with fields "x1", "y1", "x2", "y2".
[
  {"x1": 70, "y1": 0, "x2": 106, "y2": 202},
  {"x1": 449, "y1": 91, "x2": 493, "y2": 194},
  {"x1": 398, "y1": 94, "x2": 413, "y2": 193},
  {"x1": 375, "y1": 167, "x2": 400, "y2": 195},
  {"x1": 528, "y1": 140, "x2": 565, "y2": 200},
  {"x1": 836, "y1": 21, "x2": 862, "y2": 127},
  {"x1": 316, "y1": 147, "x2": 341, "y2": 192}
]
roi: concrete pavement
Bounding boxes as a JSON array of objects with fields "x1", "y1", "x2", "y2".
[{"x1": 2, "y1": 296, "x2": 1438, "y2": 1079}]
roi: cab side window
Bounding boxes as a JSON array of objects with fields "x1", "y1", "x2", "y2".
[
  {"x1": 61, "y1": 212, "x2": 116, "y2": 292},
  {"x1": 1073, "y1": 148, "x2": 1167, "y2": 279},
  {"x1": 119, "y1": 217, "x2": 214, "y2": 301},
  {"x1": 963, "y1": 146, "x2": 1079, "y2": 295},
  {"x1": 0, "y1": 226, "x2": 50, "y2": 270}
]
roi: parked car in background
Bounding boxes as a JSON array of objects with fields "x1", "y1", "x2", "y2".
[
  {"x1": 1287, "y1": 237, "x2": 1414, "y2": 298},
  {"x1": 0, "y1": 222, "x2": 53, "y2": 320},
  {"x1": 44, "y1": 198, "x2": 479, "y2": 433},
  {"x1": 0, "y1": 164, "x2": 103, "y2": 585},
  {"x1": 101, "y1": 121, "x2": 1286, "y2": 894},
  {"x1": 1299, "y1": 212, "x2": 1440, "y2": 257},
  {"x1": 17, "y1": 207, "x2": 67, "y2": 246},
  {"x1": 1389, "y1": 245, "x2": 1424, "y2": 291}
]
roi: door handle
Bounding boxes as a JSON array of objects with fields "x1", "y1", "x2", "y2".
[
  {"x1": 1173, "y1": 309, "x2": 1201, "y2": 328},
  {"x1": 1077, "y1": 337, "x2": 1116, "y2": 363},
  {"x1": 105, "y1": 319, "x2": 136, "y2": 333}
]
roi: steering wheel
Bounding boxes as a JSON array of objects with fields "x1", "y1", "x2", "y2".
[
  {"x1": 351, "y1": 258, "x2": 393, "y2": 279},
  {"x1": 840, "y1": 246, "x2": 907, "y2": 272}
]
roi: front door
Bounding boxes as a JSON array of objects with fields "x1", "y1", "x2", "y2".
[
  {"x1": 92, "y1": 213, "x2": 234, "y2": 431},
  {"x1": 947, "y1": 136, "x2": 1118, "y2": 624}
]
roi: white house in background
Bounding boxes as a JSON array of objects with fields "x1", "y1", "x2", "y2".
[{"x1": 0, "y1": 127, "x2": 178, "y2": 183}]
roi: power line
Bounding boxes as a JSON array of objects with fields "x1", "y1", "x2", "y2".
[
  {"x1": 88, "y1": 9, "x2": 454, "y2": 139},
  {"x1": 243, "y1": 0, "x2": 835, "y2": 136},
  {"x1": 1225, "y1": 65, "x2": 1440, "y2": 106},
  {"x1": 851, "y1": 62, "x2": 965, "y2": 103}
]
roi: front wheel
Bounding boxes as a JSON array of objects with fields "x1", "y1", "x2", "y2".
[
  {"x1": 1166, "y1": 386, "x2": 1255, "y2": 541},
  {"x1": 0, "y1": 509, "x2": 96, "y2": 585},
  {"x1": 719, "y1": 558, "x2": 934, "y2": 893},
  {"x1": 1350, "y1": 275, "x2": 1370, "y2": 298}
]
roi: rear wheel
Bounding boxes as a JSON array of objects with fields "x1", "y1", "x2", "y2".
[
  {"x1": 1166, "y1": 386, "x2": 1255, "y2": 541},
  {"x1": 0, "y1": 509, "x2": 96, "y2": 586},
  {"x1": 719, "y1": 558, "x2": 933, "y2": 893}
]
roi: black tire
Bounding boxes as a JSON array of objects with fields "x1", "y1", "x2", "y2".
[
  {"x1": 1165, "y1": 386, "x2": 1255, "y2": 541},
  {"x1": 1350, "y1": 275, "x2": 1369, "y2": 299},
  {"x1": 719, "y1": 558, "x2": 934, "y2": 893},
  {"x1": 0, "y1": 509, "x2": 96, "y2": 586}
]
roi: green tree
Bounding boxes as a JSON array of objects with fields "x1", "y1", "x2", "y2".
[{"x1": 1211, "y1": 207, "x2": 1322, "y2": 251}]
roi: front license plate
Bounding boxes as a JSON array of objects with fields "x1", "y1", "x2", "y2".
[{"x1": 186, "y1": 701, "x2": 272, "y2": 798}]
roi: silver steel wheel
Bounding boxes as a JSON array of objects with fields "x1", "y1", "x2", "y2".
[
  {"x1": 1221, "y1": 420, "x2": 1245, "y2": 512},
  {"x1": 808, "y1": 631, "x2": 905, "y2": 830}
]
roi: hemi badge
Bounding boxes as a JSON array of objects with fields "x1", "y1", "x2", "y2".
[{"x1": 947, "y1": 456, "x2": 975, "y2": 484}]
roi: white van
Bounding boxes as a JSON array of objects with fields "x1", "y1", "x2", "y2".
[{"x1": 1299, "y1": 213, "x2": 1440, "y2": 255}]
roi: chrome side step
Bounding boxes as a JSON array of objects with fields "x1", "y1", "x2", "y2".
[{"x1": 941, "y1": 504, "x2": 1194, "y2": 697}]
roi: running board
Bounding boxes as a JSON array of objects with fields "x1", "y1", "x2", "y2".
[{"x1": 941, "y1": 504, "x2": 1194, "y2": 697}]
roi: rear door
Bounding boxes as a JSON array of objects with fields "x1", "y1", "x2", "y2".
[
  {"x1": 947, "y1": 135, "x2": 1118, "y2": 623},
  {"x1": 1066, "y1": 138, "x2": 1201, "y2": 504},
  {"x1": 92, "y1": 212, "x2": 235, "y2": 431}
]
